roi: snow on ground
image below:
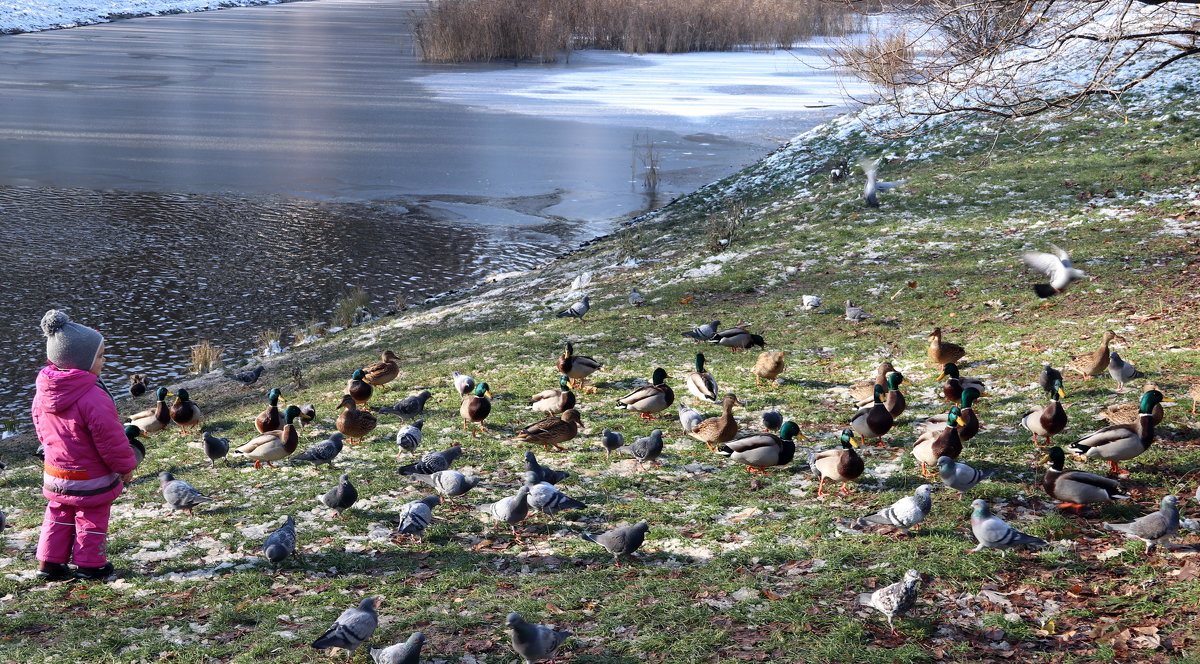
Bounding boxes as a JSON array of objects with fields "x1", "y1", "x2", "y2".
[{"x1": 0, "y1": 0, "x2": 284, "y2": 33}]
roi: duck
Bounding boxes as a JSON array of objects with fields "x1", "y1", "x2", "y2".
[
  {"x1": 362, "y1": 350, "x2": 400, "y2": 389},
  {"x1": 255, "y1": 388, "x2": 285, "y2": 434},
  {"x1": 347, "y1": 369, "x2": 373, "y2": 408},
  {"x1": 919, "y1": 386, "x2": 980, "y2": 441},
  {"x1": 807, "y1": 428, "x2": 864, "y2": 495},
  {"x1": 1041, "y1": 446, "x2": 1128, "y2": 512},
  {"x1": 168, "y1": 388, "x2": 202, "y2": 435},
  {"x1": 297, "y1": 403, "x2": 317, "y2": 429},
  {"x1": 857, "y1": 371, "x2": 906, "y2": 418},
  {"x1": 1020, "y1": 379, "x2": 1068, "y2": 446},
  {"x1": 515, "y1": 409, "x2": 583, "y2": 452},
  {"x1": 685, "y1": 353, "x2": 719, "y2": 402},
  {"x1": 687, "y1": 394, "x2": 744, "y2": 450},
  {"x1": 719, "y1": 421, "x2": 801, "y2": 476},
  {"x1": 235, "y1": 405, "x2": 301, "y2": 468},
  {"x1": 927, "y1": 327, "x2": 966, "y2": 365},
  {"x1": 708, "y1": 327, "x2": 766, "y2": 352},
  {"x1": 1190, "y1": 382, "x2": 1200, "y2": 415},
  {"x1": 460, "y1": 382, "x2": 492, "y2": 434},
  {"x1": 1069, "y1": 389, "x2": 1165, "y2": 475},
  {"x1": 752, "y1": 351, "x2": 786, "y2": 388},
  {"x1": 128, "y1": 374, "x2": 148, "y2": 398},
  {"x1": 850, "y1": 384, "x2": 894, "y2": 446},
  {"x1": 530, "y1": 375, "x2": 576, "y2": 415},
  {"x1": 557, "y1": 342, "x2": 602, "y2": 392},
  {"x1": 1096, "y1": 383, "x2": 1164, "y2": 426},
  {"x1": 125, "y1": 425, "x2": 146, "y2": 466},
  {"x1": 616, "y1": 368, "x2": 674, "y2": 420},
  {"x1": 125, "y1": 387, "x2": 172, "y2": 434},
  {"x1": 848, "y1": 361, "x2": 895, "y2": 403},
  {"x1": 938, "y1": 363, "x2": 985, "y2": 404},
  {"x1": 1069, "y1": 330, "x2": 1122, "y2": 380},
  {"x1": 912, "y1": 406, "x2": 963, "y2": 476},
  {"x1": 335, "y1": 394, "x2": 378, "y2": 444}
]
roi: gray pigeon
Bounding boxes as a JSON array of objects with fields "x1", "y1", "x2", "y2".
[
  {"x1": 297, "y1": 403, "x2": 317, "y2": 428},
  {"x1": 620, "y1": 429, "x2": 664, "y2": 470},
  {"x1": 677, "y1": 405, "x2": 703, "y2": 434},
  {"x1": 380, "y1": 391, "x2": 433, "y2": 418},
  {"x1": 158, "y1": 471, "x2": 214, "y2": 514},
  {"x1": 556, "y1": 295, "x2": 590, "y2": 320},
  {"x1": 0, "y1": 509, "x2": 6, "y2": 536},
  {"x1": 525, "y1": 451, "x2": 569, "y2": 485},
  {"x1": 262, "y1": 515, "x2": 297, "y2": 568},
  {"x1": 628, "y1": 289, "x2": 646, "y2": 307},
  {"x1": 478, "y1": 486, "x2": 531, "y2": 536},
  {"x1": 396, "y1": 420, "x2": 424, "y2": 456},
  {"x1": 600, "y1": 429, "x2": 624, "y2": 462},
  {"x1": 411, "y1": 470, "x2": 479, "y2": 498},
  {"x1": 869, "y1": 569, "x2": 922, "y2": 635},
  {"x1": 937, "y1": 456, "x2": 995, "y2": 494},
  {"x1": 524, "y1": 475, "x2": 587, "y2": 518},
  {"x1": 202, "y1": 431, "x2": 230, "y2": 468},
  {"x1": 969, "y1": 499, "x2": 1047, "y2": 555},
  {"x1": 681, "y1": 320, "x2": 720, "y2": 342},
  {"x1": 761, "y1": 410, "x2": 783, "y2": 432},
  {"x1": 369, "y1": 631, "x2": 425, "y2": 664},
  {"x1": 1104, "y1": 495, "x2": 1180, "y2": 555},
  {"x1": 398, "y1": 445, "x2": 463, "y2": 476},
  {"x1": 228, "y1": 365, "x2": 264, "y2": 386},
  {"x1": 844, "y1": 300, "x2": 871, "y2": 322},
  {"x1": 1020, "y1": 244, "x2": 1086, "y2": 298},
  {"x1": 452, "y1": 371, "x2": 476, "y2": 397},
  {"x1": 321, "y1": 473, "x2": 358, "y2": 519},
  {"x1": 507, "y1": 613, "x2": 572, "y2": 664},
  {"x1": 293, "y1": 433, "x2": 346, "y2": 467},
  {"x1": 860, "y1": 157, "x2": 904, "y2": 207},
  {"x1": 857, "y1": 485, "x2": 935, "y2": 534},
  {"x1": 397, "y1": 495, "x2": 442, "y2": 540},
  {"x1": 311, "y1": 596, "x2": 379, "y2": 657},
  {"x1": 581, "y1": 521, "x2": 649, "y2": 565},
  {"x1": 1107, "y1": 352, "x2": 1145, "y2": 393}
]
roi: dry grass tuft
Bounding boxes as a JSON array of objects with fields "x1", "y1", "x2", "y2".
[{"x1": 189, "y1": 340, "x2": 224, "y2": 375}]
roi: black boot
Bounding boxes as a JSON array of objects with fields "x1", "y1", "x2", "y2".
[
  {"x1": 74, "y1": 562, "x2": 115, "y2": 580},
  {"x1": 36, "y1": 562, "x2": 72, "y2": 581}
]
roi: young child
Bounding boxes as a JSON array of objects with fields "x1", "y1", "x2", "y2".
[{"x1": 32, "y1": 310, "x2": 139, "y2": 581}]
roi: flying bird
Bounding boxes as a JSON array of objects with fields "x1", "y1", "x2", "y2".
[{"x1": 1020, "y1": 244, "x2": 1086, "y2": 298}]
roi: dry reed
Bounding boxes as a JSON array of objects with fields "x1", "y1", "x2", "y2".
[
  {"x1": 333, "y1": 286, "x2": 372, "y2": 328},
  {"x1": 189, "y1": 340, "x2": 224, "y2": 374}
]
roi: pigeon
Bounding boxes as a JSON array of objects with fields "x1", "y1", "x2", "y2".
[
  {"x1": 581, "y1": 521, "x2": 649, "y2": 565},
  {"x1": 262, "y1": 515, "x2": 297, "y2": 568},
  {"x1": 619, "y1": 429, "x2": 664, "y2": 470},
  {"x1": 293, "y1": 432, "x2": 346, "y2": 467},
  {"x1": 937, "y1": 456, "x2": 995, "y2": 494},
  {"x1": 628, "y1": 288, "x2": 646, "y2": 307},
  {"x1": 0, "y1": 509, "x2": 5, "y2": 537},
  {"x1": 1020, "y1": 244, "x2": 1086, "y2": 298},
  {"x1": 311, "y1": 597, "x2": 379, "y2": 658},
  {"x1": 478, "y1": 486, "x2": 531, "y2": 536},
  {"x1": 158, "y1": 471, "x2": 214, "y2": 514},
  {"x1": 1038, "y1": 366, "x2": 1066, "y2": 398},
  {"x1": 524, "y1": 475, "x2": 587, "y2": 518},
  {"x1": 410, "y1": 470, "x2": 479, "y2": 498},
  {"x1": 1108, "y1": 352, "x2": 1145, "y2": 393},
  {"x1": 452, "y1": 371, "x2": 476, "y2": 397},
  {"x1": 869, "y1": 569, "x2": 922, "y2": 635},
  {"x1": 857, "y1": 485, "x2": 935, "y2": 534},
  {"x1": 369, "y1": 632, "x2": 425, "y2": 664},
  {"x1": 844, "y1": 300, "x2": 871, "y2": 322},
  {"x1": 397, "y1": 495, "x2": 441, "y2": 539},
  {"x1": 1104, "y1": 495, "x2": 1180, "y2": 555},
  {"x1": 228, "y1": 365, "x2": 264, "y2": 387},
  {"x1": 396, "y1": 420, "x2": 424, "y2": 456},
  {"x1": 202, "y1": 431, "x2": 230, "y2": 468},
  {"x1": 800, "y1": 295, "x2": 821, "y2": 310},
  {"x1": 125, "y1": 425, "x2": 146, "y2": 466},
  {"x1": 859, "y1": 157, "x2": 905, "y2": 207},
  {"x1": 761, "y1": 410, "x2": 783, "y2": 432},
  {"x1": 677, "y1": 405, "x2": 703, "y2": 434},
  {"x1": 524, "y1": 451, "x2": 569, "y2": 485},
  {"x1": 969, "y1": 499, "x2": 1047, "y2": 555},
  {"x1": 507, "y1": 613, "x2": 572, "y2": 664},
  {"x1": 398, "y1": 445, "x2": 463, "y2": 476},
  {"x1": 297, "y1": 403, "x2": 317, "y2": 429},
  {"x1": 321, "y1": 473, "x2": 358, "y2": 519},
  {"x1": 556, "y1": 295, "x2": 590, "y2": 320},
  {"x1": 681, "y1": 320, "x2": 720, "y2": 342},
  {"x1": 601, "y1": 428, "x2": 625, "y2": 461},
  {"x1": 379, "y1": 390, "x2": 433, "y2": 418}
]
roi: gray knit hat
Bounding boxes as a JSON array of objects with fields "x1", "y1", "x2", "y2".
[{"x1": 41, "y1": 309, "x2": 104, "y2": 371}]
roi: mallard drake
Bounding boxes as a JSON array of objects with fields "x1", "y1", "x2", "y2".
[
  {"x1": 557, "y1": 342, "x2": 602, "y2": 392},
  {"x1": 515, "y1": 409, "x2": 582, "y2": 452},
  {"x1": 168, "y1": 388, "x2": 201, "y2": 435},
  {"x1": 849, "y1": 361, "x2": 895, "y2": 403},
  {"x1": 235, "y1": 405, "x2": 301, "y2": 468},
  {"x1": 857, "y1": 371, "x2": 906, "y2": 418},
  {"x1": 913, "y1": 406, "x2": 963, "y2": 476},
  {"x1": 1021, "y1": 379, "x2": 1068, "y2": 446},
  {"x1": 752, "y1": 351, "x2": 786, "y2": 388},
  {"x1": 1039, "y1": 366, "x2": 1066, "y2": 399},
  {"x1": 708, "y1": 327, "x2": 765, "y2": 352},
  {"x1": 362, "y1": 350, "x2": 400, "y2": 388},
  {"x1": 255, "y1": 388, "x2": 285, "y2": 434},
  {"x1": 1041, "y1": 446, "x2": 1128, "y2": 512},
  {"x1": 347, "y1": 369, "x2": 373, "y2": 408},
  {"x1": 126, "y1": 387, "x2": 172, "y2": 434},
  {"x1": 686, "y1": 353, "x2": 719, "y2": 402},
  {"x1": 452, "y1": 370, "x2": 476, "y2": 397},
  {"x1": 920, "y1": 386, "x2": 980, "y2": 441},
  {"x1": 1069, "y1": 389, "x2": 1165, "y2": 475},
  {"x1": 1096, "y1": 383, "x2": 1164, "y2": 426},
  {"x1": 530, "y1": 375, "x2": 576, "y2": 415},
  {"x1": 938, "y1": 363, "x2": 985, "y2": 403},
  {"x1": 616, "y1": 368, "x2": 675, "y2": 420},
  {"x1": 336, "y1": 394, "x2": 378, "y2": 444},
  {"x1": 128, "y1": 374, "x2": 148, "y2": 398},
  {"x1": 850, "y1": 384, "x2": 894, "y2": 446},
  {"x1": 806, "y1": 428, "x2": 864, "y2": 495},
  {"x1": 1069, "y1": 330, "x2": 1122, "y2": 379},
  {"x1": 927, "y1": 327, "x2": 966, "y2": 365},
  {"x1": 686, "y1": 393, "x2": 743, "y2": 450},
  {"x1": 460, "y1": 382, "x2": 493, "y2": 434},
  {"x1": 1108, "y1": 351, "x2": 1145, "y2": 392},
  {"x1": 125, "y1": 425, "x2": 146, "y2": 466},
  {"x1": 720, "y1": 421, "x2": 801, "y2": 476}
]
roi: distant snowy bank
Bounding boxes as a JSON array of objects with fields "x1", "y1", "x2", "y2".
[{"x1": 0, "y1": 0, "x2": 287, "y2": 34}]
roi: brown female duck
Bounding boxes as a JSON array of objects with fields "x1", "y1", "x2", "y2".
[
  {"x1": 362, "y1": 350, "x2": 400, "y2": 388},
  {"x1": 927, "y1": 327, "x2": 966, "y2": 365},
  {"x1": 848, "y1": 361, "x2": 894, "y2": 403},
  {"x1": 687, "y1": 393, "x2": 743, "y2": 450},
  {"x1": 336, "y1": 393, "x2": 378, "y2": 444},
  {"x1": 1069, "y1": 330, "x2": 1122, "y2": 380},
  {"x1": 515, "y1": 409, "x2": 582, "y2": 451}
]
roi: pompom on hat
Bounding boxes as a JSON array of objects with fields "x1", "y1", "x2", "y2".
[{"x1": 41, "y1": 309, "x2": 104, "y2": 371}]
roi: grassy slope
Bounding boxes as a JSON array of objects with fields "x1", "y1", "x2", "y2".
[{"x1": 2, "y1": 63, "x2": 1200, "y2": 664}]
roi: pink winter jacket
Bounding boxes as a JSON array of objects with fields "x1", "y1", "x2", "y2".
[{"x1": 32, "y1": 365, "x2": 138, "y2": 503}]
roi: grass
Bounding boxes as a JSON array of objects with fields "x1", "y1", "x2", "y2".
[{"x1": 1, "y1": 65, "x2": 1199, "y2": 664}]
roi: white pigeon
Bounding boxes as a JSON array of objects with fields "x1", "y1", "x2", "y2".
[
  {"x1": 452, "y1": 371, "x2": 475, "y2": 397},
  {"x1": 801, "y1": 295, "x2": 821, "y2": 310},
  {"x1": 1020, "y1": 244, "x2": 1087, "y2": 298},
  {"x1": 860, "y1": 157, "x2": 905, "y2": 207},
  {"x1": 869, "y1": 569, "x2": 922, "y2": 635},
  {"x1": 856, "y1": 485, "x2": 935, "y2": 534}
]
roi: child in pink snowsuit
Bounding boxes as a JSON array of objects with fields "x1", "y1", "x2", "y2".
[{"x1": 32, "y1": 309, "x2": 138, "y2": 581}]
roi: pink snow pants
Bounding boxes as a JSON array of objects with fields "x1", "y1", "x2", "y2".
[{"x1": 36, "y1": 498, "x2": 113, "y2": 568}]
